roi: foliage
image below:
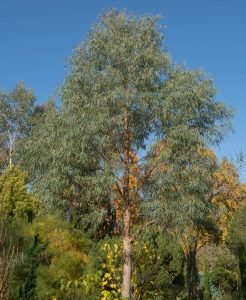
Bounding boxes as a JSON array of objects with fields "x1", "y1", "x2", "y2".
[
  {"x1": 21, "y1": 99, "x2": 113, "y2": 236},
  {"x1": 99, "y1": 240, "x2": 122, "y2": 299},
  {"x1": 212, "y1": 159, "x2": 246, "y2": 241},
  {"x1": 0, "y1": 82, "x2": 35, "y2": 167},
  {"x1": 229, "y1": 202, "x2": 246, "y2": 299},
  {"x1": 209, "y1": 267, "x2": 239, "y2": 299},
  {"x1": 229, "y1": 201, "x2": 246, "y2": 249},
  {"x1": 0, "y1": 166, "x2": 40, "y2": 222},
  {"x1": 147, "y1": 145, "x2": 244, "y2": 299},
  {"x1": 44, "y1": 238, "x2": 122, "y2": 300},
  {"x1": 0, "y1": 219, "x2": 20, "y2": 299},
  {"x1": 197, "y1": 244, "x2": 240, "y2": 300},
  {"x1": 31, "y1": 215, "x2": 101, "y2": 299},
  {"x1": 132, "y1": 232, "x2": 184, "y2": 299},
  {"x1": 15, "y1": 234, "x2": 47, "y2": 300},
  {"x1": 148, "y1": 144, "x2": 219, "y2": 298},
  {"x1": 75, "y1": 232, "x2": 184, "y2": 300}
]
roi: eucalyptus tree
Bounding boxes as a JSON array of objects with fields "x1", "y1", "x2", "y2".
[
  {"x1": 147, "y1": 68, "x2": 233, "y2": 299},
  {"x1": 22, "y1": 10, "x2": 233, "y2": 299},
  {"x1": 61, "y1": 10, "x2": 171, "y2": 298},
  {"x1": 0, "y1": 83, "x2": 35, "y2": 168},
  {"x1": 149, "y1": 143, "x2": 220, "y2": 299},
  {"x1": 23, "y1": 10, "x2": 169, "y2": 298}
]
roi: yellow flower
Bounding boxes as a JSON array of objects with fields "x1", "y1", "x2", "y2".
[{"x1": 104, "y1": 273, "x2": 112, "y2": 279}]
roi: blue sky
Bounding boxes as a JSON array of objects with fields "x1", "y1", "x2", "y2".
[{"x1": 0, "y1": 0, "x2": 245, "y2": 178}]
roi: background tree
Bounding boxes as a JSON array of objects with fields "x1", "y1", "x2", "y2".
[
  {"x1": 0, "y1": 165, "x2": 41, "y2": 299},
  {"x1": 150, "y1": 144, "x2": 219, "y2": 299},
  {"x1": 147, "y1": 68, "x2": 232, "y2": 299},
  {"x1": 30, "y1": 215, "x2": 101, "y2": 300},
  {"x1": 0, "y1": 82, "x2": 35, "y2": 168},
  {"x1": 0, "y1": 166, "x2": 40, "y2": 222}
]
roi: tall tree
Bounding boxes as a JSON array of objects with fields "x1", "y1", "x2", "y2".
[
  {"x1": 24, "y1": 10, "x2": 169, "y2": 298},
  {"x1": 22, "y1": 10, "x2": 232, "y2": 299},
  {"x1": 0, "y1": 82, "x2": 35, "y2": 168},
  {"x1": 61, "y1": 11, "x2": 170, "y2": 298}
]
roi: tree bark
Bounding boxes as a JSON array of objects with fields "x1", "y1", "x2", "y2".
[
  {"x1": 186, "y1": 248, "x2": 198, "y2": 300},
  {"x1": 122, "y1": 207, "x2": 132, "y2": 298},
  {"x1": 121, "y1": 108, "x2": 132, "y2": 299}
]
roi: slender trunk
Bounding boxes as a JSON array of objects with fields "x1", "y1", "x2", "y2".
[
  {"x1": 121, "y1": 108, "x2": 132, "y2": 299},
  {"x1": 186, "y1": 248, "x2": 198, "y2": 300},
  {"x1": 122, "y1": 207, "x2": 132, "y2": 298}
]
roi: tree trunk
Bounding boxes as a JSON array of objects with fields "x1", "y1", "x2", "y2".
[
  {"x1": 186, "y1": 248, "x2": 198, "y2": 300},
  {"x1": 121, "y1": 108, "x2": 132, "y2": 299},
  {"x1": 122, "y1": 207, "x2": 132, "y2": 298}
]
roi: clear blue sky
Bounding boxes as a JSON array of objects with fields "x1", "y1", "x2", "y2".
[{"x1": 0, "y1": 0, "x2": 245, "y2": 178}]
